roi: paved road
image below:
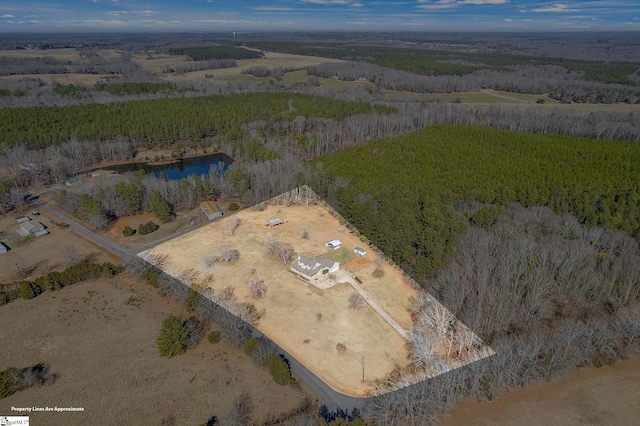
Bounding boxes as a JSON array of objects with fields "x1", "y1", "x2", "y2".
[
  {"x1": 35, "y1": 199, "x2": 369, "y2": 412},
  {"x1": 37, "y1": 201, "x2": 131, "y2": 259},
  {"x1": 251, "y1": 328, "x2": 368, "y2": 411}
]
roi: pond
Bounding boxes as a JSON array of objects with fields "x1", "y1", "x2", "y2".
[{"x1": 107, "y1": 153, "x2": 233, "y2": 180}]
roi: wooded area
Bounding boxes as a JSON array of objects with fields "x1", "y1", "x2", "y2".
[
  {"x1": 0, "y1": 93, "x2": 375, "y2": 149},
  {"x1": 316, "y1": 124, "x2": 640, "y2": 281}
]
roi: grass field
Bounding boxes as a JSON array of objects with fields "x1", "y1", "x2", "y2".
[
  {"x1": 142, "y1": 203, "x2": 418, "y2": 396},
  {"x1": 0, "y1": 276, "x2": 308, "y2": 425},
  {"x1": 442, "y1": 355, "x2": 640, "y2": 426}
]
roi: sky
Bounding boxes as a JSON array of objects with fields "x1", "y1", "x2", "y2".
[{"x1": 0, "y1": 1, "x2": 639, "y2": 33}]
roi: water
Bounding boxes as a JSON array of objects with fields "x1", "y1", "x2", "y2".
[{"x1": 107, "y1": 153, "x2": 233, "y2": 180}]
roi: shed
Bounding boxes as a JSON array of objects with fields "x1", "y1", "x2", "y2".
[
  {"x1": 65, "y1": 177, "x2": 78, "y2": 186},
  {"x1": 34, "y1": 230, "x2": 49, "y2": 238},
  {"x1": 326, "y1": 239, "x2": 342, "y2": 250},
  {"x1": 15, "y1": 215, "x2": 30, "y2": 224},
  {"x1": 0, "y1": 242, "x2": 8, "y2": 254},
  {"x1": 266, "y1": 218, "x2": 284, "y2": 227},
  {"x1": 354, "y1": 247, "x2": 367, "y2": 256},
  {"x1": 20, "y1": 221, "x2": 45, "y2": 234},
  {"x1": 200, "y1": 201, "x2": 223, "y2": 221}
]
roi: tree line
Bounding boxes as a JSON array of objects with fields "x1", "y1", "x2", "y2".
[
  {"x1": 0, "y1": 92, "x2": 376, "y2": 149},
  {"x1": 314, "y1": 124, "x2": 640, "y2": 281},
  {"x1": 363, "y1": 204, "x2": 640, "y2": 424},
  {"x1": 167, "y1": 46, "x2": 263, "y2": 61},
  {"x1": 0, "y1": 261, "x2": 123, "y2": 305}
]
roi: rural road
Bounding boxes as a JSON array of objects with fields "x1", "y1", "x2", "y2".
[{"x1": 33, "y1": 198, "x2": 370, "y2": 412}]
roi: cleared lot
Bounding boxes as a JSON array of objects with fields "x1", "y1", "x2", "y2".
[{"x1": 142, "y1": 203, "x2": 419, "y2": 396}]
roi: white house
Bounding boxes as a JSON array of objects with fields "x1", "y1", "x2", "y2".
[
  {"x1": 290, "y1": 256, "x2": 339, "y2": 280},
  {"x1": 326, "y1": 240, "x2": 342, "y2": 250}
]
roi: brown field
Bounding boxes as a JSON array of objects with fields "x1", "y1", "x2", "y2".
[
  {"x1": 0, "y1": 73, "x2": 108, "y2": 86},
  {"x1": 442, "y1": 355, "x2": 640, "y2": 426},
  {"x1": 156, "y1": 51, "x2": 345, "y2": 82},
  {"x1": 0, "y1": 276, "x2": 308, "y2": 425},
  {"x1": 0, "y1": 208, "x2": 118, "y2": 283},
  {"x1": 142, "y1": 203, "x2": 418, "y2": 396}
]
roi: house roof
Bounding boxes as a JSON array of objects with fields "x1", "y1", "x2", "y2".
[
  {"x1": 20, "y1": 221, "x2": 44, "y2": 232},
  {"x1": 291, "y1": 256, "x2": 337, "y2": 278},
  {"x1": 326, "y1": 239, "x2": 341, "y2": 247}
]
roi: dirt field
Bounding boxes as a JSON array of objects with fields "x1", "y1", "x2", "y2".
[
  {"x1": 0, "y1": 208, "x2": 118, "y2": 283},
  {"x1": 156, "y1": 51, "x2": 345, "y2": 82},
  {"x1": 0, "y1": 276, "x2": 309, "y2": 425},
  {"x1": 442, "y1": 355, "x2": 640, "y2": 426},
  {"x1": 142, "y1": 203, "x2": 418, "y2": 396}
]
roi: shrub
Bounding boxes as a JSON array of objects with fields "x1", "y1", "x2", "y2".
[
  {"x1": 122, "y1": 225, "x2": 134, "y2": 236},
  {"x1": 185, "y1": 284, "x2": 202, "y2": 313},
  {"x1": 265, "y1": 354, "x2": 295, "y2": 385},
  {"x1": 19, "y1": 281, "x2": 42, "y2": 299},
  {"x1": 141, "y1": 269, "x2": 159, "y2": 288},
  {"x1": 244, "y1": 337, "x2": 257, "y2": 357},
  {"x1": 207, "y1": 330, "x2": 221, "y2": 344},
  {"x1": 157, "y1": 315, "x2": 189, "y2": 358},
  {"x1": 138, "y1": 221, "x2": 159, "y2": 235},
  {"x1": 336, "y1": 343, "x2": 347, "y2": 354},
  {"x1": 228, "y1": 202, "x2": 239, "y2": 211}
]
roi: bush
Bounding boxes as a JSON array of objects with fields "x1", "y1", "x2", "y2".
[
  {"x1": 228, "y1": 202, "x2": 239, "y2": 211},
  {"x1": 265, "y1": 354, "x2": 295, "y2": 385},
  {"x1": 157, "y1": 315, "x2": 189, "y2": 358},
  {"x1": 208, "y1": 330, "x2": 221, "y2": 344},
  {"x1": 122, "y1": 225, "x2": 134, "y2": 236},
  {"x1": 185, "y1": 284, "x2": 202, "y2": 313},
  {"x1": 138, "y1": 221, "x2": 159, "y2": 235},
  {"x1": 18, "y1": 281, "x2": 42, "y2": 299},
  {"x1": 141, "y1": 269, "x2": 159, "y2": 287},
  {"x1": 244, "y1": 337, "x2": 258, "y2": 357}
]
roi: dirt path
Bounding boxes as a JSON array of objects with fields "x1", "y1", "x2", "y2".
[
  {"x1": 442, "y1": 354, "x2": 640, "y2": 426},
  {"x1": 335, "y1": 270, "x2": 410, "y2": 340}
]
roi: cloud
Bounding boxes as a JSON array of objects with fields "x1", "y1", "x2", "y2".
[
  {"x1": 251, "y1": 6, "x2": 294, "y2": 11},
  {"x1": 1, "y1": 14, "x2": 15, "y2": 18},
  {"x1": 503, "y1": 18, "x2": 513, "y2": 21},
  {"x1": 530, "y1": 3, "x2": 575, "y2": 12},
  {"x1": 106, "y1": 9, "x2": 156, "y2": 17},
  {"x1": 299, "y1": 0, "x2": 349, "y2": 4},
  {"x1": 462, "y1": 0, "x2": 507, "y2": 3}
]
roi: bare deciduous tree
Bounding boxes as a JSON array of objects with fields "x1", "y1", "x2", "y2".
[
  {"x1": 348, "y1": 293, "x2": 363, "y2": 311},
  {"x1": 220, "y1": 247, "x2": 240, "y2": 262},
  {"x1": 228, "y1": 217, "x2": 241, "y2": 235},
  {"x1": 248, "y1": 278, "x2": 267, "y2": 299}
]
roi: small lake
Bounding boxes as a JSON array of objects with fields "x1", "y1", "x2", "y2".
[{"x1": 107, "y1": 153, "x2": 233, "y2": 180}]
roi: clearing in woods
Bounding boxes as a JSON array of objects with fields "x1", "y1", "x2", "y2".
[
  {"x1": 141, "y1": 203, "x2": 416, "y2": 396},
  {"x1": 141, "y1": 202, "x2": 492, "y2": 396}
]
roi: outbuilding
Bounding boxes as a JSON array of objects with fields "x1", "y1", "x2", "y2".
[
  {"x1": 326, "y1": 239, "x2": 342, "y2": 250},
  {"x1": 15, "y1": 215, "x2": 30, "y2": 224},
  {"x1": 17, "y1": 221, "x2": 45, "y2": 236},
  {"x1": 200, "y1": 201, "x2": 223, "y2": 221},
  {"x1": 0, "y1": 242, "x2": 8, "y2": 254},
  {"x1": 354, "y1": 247, "x2": 367, "y2": 256},
  {"x1": 266, "y1": 218, "x2": 284, "y2": 227}
]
